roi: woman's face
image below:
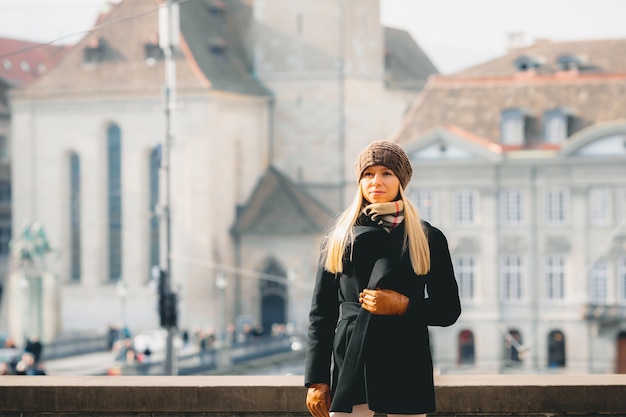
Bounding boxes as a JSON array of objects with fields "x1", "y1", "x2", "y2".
[{"x1": 360, "y1": 165, "x2": 401, "y2": 203}]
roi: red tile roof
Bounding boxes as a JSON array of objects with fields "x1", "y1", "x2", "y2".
[{"x1": 0, "y1": 37, "x2": 68, "y2": 86}]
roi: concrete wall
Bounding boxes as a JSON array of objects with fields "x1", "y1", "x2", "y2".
[{"x1": 1, "y1": 375, "x2": 626, "y2": 416}]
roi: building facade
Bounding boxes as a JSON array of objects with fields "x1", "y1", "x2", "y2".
[
  {"x1": 394, "y1": 39, "x2": 626, "y2": 373},
  {"x1": 5, "y1": 0, "x2": 435, "y2": 343}
]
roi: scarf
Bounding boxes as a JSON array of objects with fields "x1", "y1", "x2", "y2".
[{"x1": 362, "y1": 200, "x2": 405, "y2": 233}]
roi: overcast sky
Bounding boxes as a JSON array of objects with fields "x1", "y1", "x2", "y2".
[{"x1": 1, "y1": 0, "x2": 626, "y2": 74}]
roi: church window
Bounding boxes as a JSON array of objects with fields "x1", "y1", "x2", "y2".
[
  {"x1": 70, "y1": 152, "x2": 81, "y2": 282},
  {"x1": 108, "y1": 124, "x2": 122, "y2": 281},
  {"x1": 0, "y1": 135, "x2": 7, "y2": 161}
]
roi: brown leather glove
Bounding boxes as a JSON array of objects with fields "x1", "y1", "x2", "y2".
[
  {"x1": 359, "y1": 288, "x2": 409, "y2": 315},
  {"x1": 306, "y1": 383, "x2": 331, "y2": 417}
]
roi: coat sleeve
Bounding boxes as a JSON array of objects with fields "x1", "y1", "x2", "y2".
[
  {"x1": 304, "y1": 259, "x2": 339, "y2": 387},
  {"x1": 421, "y1": 226, "x2": 462, "y2": 327}
]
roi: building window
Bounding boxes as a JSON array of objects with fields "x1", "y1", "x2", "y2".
[
  {"x1": 589, "y1": 187, "x2": 611, "y2": 226},
  {"x1": 501, "y1": 255, "x2": 524, "y2": 301},
  {"x1": 545, "y1": 189, "x2": 569, "y2": 226},
  {"x1": 70, "y1": 153, "x2": 81, "y2": 282},
  {"x1": 618, "y1": 187, "x2": 626, "y2": 225},
  {"x1": 589, "y1": 259, "x2": 608, "y2": 304},
  {"x1": 557, "y1": 54, "x2": 586, "y2": 71},
  {"x1": 458, "y1": 329, "x2": 475, "y2": 365},
  {"x1": 0, "y1": 224, "x2": 10, "y2": 255},
  {"x1": 149, "y1": 145, "x2": 161, "y2": 279},
  {"x1": 544, "y1": 108, "x2": 572, "y2": 144},
  {"x1": 108, "y1": 124, "x2": 122, "y2": 281},
  {"x1": 505, "y1": 329, "x2": 524, "y2": 365},
  {"x1": 0, "y1": 182, "x2": 11, "y2": 204},
  {"x1": 499, "y1": 189, "x2": 524, "y2": 226},
  {"x1": 514, "y1": 55, "x2": 544, "y2": 72},
  {"x1": 454, "y1": 190, "x2": 478, "y2": 225},
  {"x1": 545, "y1": 255, "x2": 566, "y2": 300},
  {"x1": 501, "y1": 108, "x2": 533, "y2": 145},
  {"x1": 411, "y1": 190, "x2": 434, "y2": 223},
  {"x1": 618, "y1": 257, "x2": 626, "y2": 305},
  {"x1": 547, "y1": 330, "x2": 566, "y2": 368},
  {"x1": 454, "y1": 255, "x2": 475, "y2": 301},
  {"x1": 84, "y1": 37, "x2": 105, "y2": 64},
  {"x1": 0, "y1": 135, "x2": 7, "y2": 161}
]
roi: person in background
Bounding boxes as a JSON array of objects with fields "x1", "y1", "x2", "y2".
[{"x1": 305, "y1": 140, "x2": 461, "y2": 417}]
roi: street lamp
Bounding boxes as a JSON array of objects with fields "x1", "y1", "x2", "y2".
[
  {"x1": 215, "y1": 272, "x2": 227, "y2": 346},
  {"x1": 116, "y1": 278, "x2": 128, "y2": 340}
]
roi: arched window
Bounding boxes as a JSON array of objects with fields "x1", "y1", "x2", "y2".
[
  {"x1": 547, "y1": 330, "x2": 566, "y2": 368},
  {"x1": 616, "y1": 332, "x2": 626, "y2": 373},
  {"x1": 149, "y1": 145, "x2": 161, "y2": 279},
  {"x1": 458, "y1": 329, "x2": 475, "y2": 365},
  {"x1": 260, "y1": 259, "x2": 287, "y2": 336},
  {"x1": 108, "y1": 124, "x2": 122, "y2": 281},
  {"x1": 70, "y1": 152, "x2": 81, "y2": 282},
  {"x1": 501, "y1": 108, "x2": 534, "y2": 146},
  {"x1": 544, "y1": 108, "x2": 573, "y2": 144},
  {"x1": 0, "y1": 135, "x2": 7, "y2": 161}
]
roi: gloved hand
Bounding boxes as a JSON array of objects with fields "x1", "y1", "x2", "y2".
[
  {"x1": 359, "y1": 288, "x2": 409, "y2": 315},
  {"x1": 306, "y1": 383, "x2": 331, "y2": 417}
]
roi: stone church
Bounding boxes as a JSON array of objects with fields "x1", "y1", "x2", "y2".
[{"x1": 6, "y1": 0, "x2": 436, "y2": 341}]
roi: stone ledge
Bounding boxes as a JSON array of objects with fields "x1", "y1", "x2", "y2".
[{"x1": 0, "y1": 375, "x2": 625, "y2": 416}]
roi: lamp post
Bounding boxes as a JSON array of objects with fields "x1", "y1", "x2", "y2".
[
  {"x1": 215, "y1": 272, "x2": 227, "y2": 346},
  {"x1": 10, "y1": 222, "x2": 50, "y2": 342},
  {"x1": 116, "y1": 278, "x2": 128, "y2": 339}
]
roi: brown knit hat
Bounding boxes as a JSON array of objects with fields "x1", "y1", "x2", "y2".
[{"x1": 355, "y1": 140, "x2": 412, "y2": 188}]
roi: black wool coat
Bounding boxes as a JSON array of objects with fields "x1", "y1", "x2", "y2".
[{"x1": 304, "y1": 221, "x2": 461, "y2": 414}]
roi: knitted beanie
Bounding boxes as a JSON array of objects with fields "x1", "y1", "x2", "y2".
[{"x1": 354, "y1": 140, "x2": 413, "y2": 188}]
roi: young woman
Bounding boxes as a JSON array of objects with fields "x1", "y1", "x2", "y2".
[{"x1": 305, "y1": 140, "x2": 461, "y2": 417}]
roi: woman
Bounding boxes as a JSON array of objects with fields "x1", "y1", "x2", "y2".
[{"x1": 305, "y1": 140, "x2": 461, "y2": 417}]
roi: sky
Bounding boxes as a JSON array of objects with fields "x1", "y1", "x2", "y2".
[{"x1": 1, "y1": 0, "x2": 626, "y2": 74}]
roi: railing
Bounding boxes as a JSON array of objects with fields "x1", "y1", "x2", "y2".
[{"x1": 117, "y1": 334, "x2": 300, "y2": 376}]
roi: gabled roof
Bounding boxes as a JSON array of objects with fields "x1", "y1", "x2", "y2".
[
  {"x1": 15, "y1": 0, "x2": 268, "y2": 97},
  {"x1": 232, "y1": 166, "x2": 334, "y2": 235},
  {"x1": 0, "y1": 36, "x2": 67, "y2": 86},
  {"x1": 559, "y1": 119, "x2": 626, "y2": 158},
  {"x1": 450, "y1": 38, "x2": 626, "y2": 78},
  {"x1": 392, "y1": 72, "x2": 626, "y2": 146},
  {"x1": 384, "y1": 27, "x2": 439, "y2": 90},
  {"x1": 403, "y1": 125, "x2": 502, "y2": 162}
]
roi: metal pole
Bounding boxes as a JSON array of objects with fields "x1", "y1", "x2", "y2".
[{"x1": 160, "y1": 0, "x2": 178, "y2": 376}]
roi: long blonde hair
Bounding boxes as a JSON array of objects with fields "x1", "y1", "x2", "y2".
[{"x1": 322, "y1": 186, "x2": 430, "y2": 275}]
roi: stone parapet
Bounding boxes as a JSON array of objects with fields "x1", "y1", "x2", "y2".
[{"x1": 1, "y1": 374, "x2": 625, "y2": 416}]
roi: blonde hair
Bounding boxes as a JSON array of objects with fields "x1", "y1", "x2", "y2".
[{"x1": 322, "y1": 186, "x2": 430, "y2": 275}]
